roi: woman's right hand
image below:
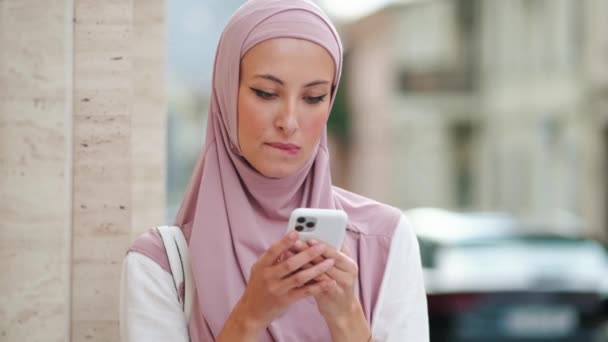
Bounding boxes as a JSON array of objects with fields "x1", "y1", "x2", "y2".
[{"x1": 217, "y1": 231, "x2": 335, "y2": 341}]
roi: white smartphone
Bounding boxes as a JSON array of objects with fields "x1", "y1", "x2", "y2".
[{"x1": 285, "y1": 208, "x2": 348, "y2": 250}]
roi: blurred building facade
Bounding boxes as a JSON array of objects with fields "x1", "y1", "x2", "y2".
[{"x1": 339, "y1": 0, "x2": 608, "y2": 240}]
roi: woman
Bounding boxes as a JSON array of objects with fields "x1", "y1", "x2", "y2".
[{"x1": 120, "y1": 0, "x2": 428, "y2": 341}]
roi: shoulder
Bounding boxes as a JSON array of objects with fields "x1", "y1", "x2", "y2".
[
  {"x1": 390, "y1": 213, "x2": 419, "y2": 253},
  {"x1": 127, "y1": 228, "x2": 170, "y2": 274},
  {"x1": 332, "y1": 186, "x2": 402, "y2": 238}
]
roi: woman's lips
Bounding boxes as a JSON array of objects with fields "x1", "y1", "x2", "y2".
[{"x1": 267, "y1": 142, "x2": 301, "y2": 154}]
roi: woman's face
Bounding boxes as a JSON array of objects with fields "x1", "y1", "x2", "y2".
[{"x1": 237, "y1": 38, "x2": 335, "y2": 178}]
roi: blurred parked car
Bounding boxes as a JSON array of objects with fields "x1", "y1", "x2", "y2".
[{"x1": 406, "y1": 208, "x2": 608, "y2": 342}]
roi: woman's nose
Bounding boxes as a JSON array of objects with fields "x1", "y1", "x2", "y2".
[{"x1": 274, "y1": 99, "x2": 298, "y2": 136}]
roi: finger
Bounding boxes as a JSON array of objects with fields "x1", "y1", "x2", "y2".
[
  {"x1": 294, "y1": 239, "x2": 307, "y2": 250},
  {"x1": 299, "y1": 262, "x2": 332, "y2": 283},
  {"x1": 276, "y1": 250, "x2": 296, "y2": 264},
  {"x1": 287, "y1": 279, "x2": 333, "y2": 302},
  {"x1": 314, "y1": 272, "x2": 332, "y2": 282},
  {"x1": 298, "y1": 241, "x2": 328, "y2": 282},
  {"x1": 305, "y1": 255, "x2": 326, "y2": 266},
  {"x1": 320, "y1": 279, "x2": 339, "y2": 295},
  {"x1": 299, "y1": 262, "x2": 313, "y2": 270},
  {"x1": 273, "y1": 243, "x2": 327, "y2": 279},
  {"x1": 323, "y1": 266, "x2": 353, "y2": 288},
  {"x1": 279, "y1": 258, "x2": 335, "y2": 292},
  {"x1": 305, "y1": 240, "x2": 328, "y2": 264},
  {"x1": 309, "y1": 240, "x2": 357, "y2": 274},
  {"x1": 260, "y1": 231, "x2": 298, "y2": 266},
  {"x1": 289, "y1": 241, "x2": 325, "y2": 278},
  {"x1": 341, "y1": 243, "x2": 352, "y2": 256},
  {"x1": 289, "y1": 240, "x2": 310, "y2": 256},
  {"x1": 305, "y1": 243, "x2": 356, "y2": 285}
]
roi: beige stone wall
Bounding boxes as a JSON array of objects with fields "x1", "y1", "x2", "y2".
[
  {"x1": 0, "y1": 0, "x2": 72, "y2": 340},
  {"x1": 0, "y1": 0, "x2": 166, "y2": 340}
]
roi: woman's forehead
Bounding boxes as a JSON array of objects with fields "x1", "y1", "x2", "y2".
[{"x1": 240, "y1": 38, "x2": 335, "y2": 83}]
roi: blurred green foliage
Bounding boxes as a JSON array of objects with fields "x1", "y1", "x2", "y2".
[{"x1": 327, "y1": 67, "x2": 350, "y2": 141}]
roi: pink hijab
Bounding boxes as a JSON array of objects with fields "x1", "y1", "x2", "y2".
[{"x1": 173, "y1": 0, "x2": 402, "y2": 340}]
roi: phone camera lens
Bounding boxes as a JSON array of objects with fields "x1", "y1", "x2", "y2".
[
  {"x1": 306, "y1": 222, "x2": 315, "y2": 228},
  {"x1": 295, "y1": 225, "x2": 304, "y2": 232},
  {"x1": 297, "y1": 217, "x2": 306, "y2": 223}
]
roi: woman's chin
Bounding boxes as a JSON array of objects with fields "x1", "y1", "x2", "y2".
[
  {"x1": 255, "y1": 162, "x2": 301, "y2": 179},
  {"x1": 260, "y1": 167, "x2": 296, "y2": 179}
]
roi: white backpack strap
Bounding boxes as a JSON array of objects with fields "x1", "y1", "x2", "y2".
[{"x1": 157, "y1": 225, "x2": 193, "y2": 323}]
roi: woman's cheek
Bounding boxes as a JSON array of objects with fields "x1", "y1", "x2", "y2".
[
  {"x1": 305, "y1": 108, "x2": 330, "y2": 139},
  {"x1": 246, "y1": 100, "x2": 273, "y2": 136}
]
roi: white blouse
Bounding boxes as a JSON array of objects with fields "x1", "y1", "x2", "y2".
[{"x1": 119, "y1": 214, "x2": 429, "y2": 341}]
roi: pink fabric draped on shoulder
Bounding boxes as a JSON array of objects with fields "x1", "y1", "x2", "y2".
[{"x1": 129, "y1": 0, "x2": 402, "y2": 341}]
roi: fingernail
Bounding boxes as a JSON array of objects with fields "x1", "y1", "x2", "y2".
[
  {"x1": 288, "y1": 231, "x2": 298, "y2": 240},
  {"x1": 309, "y1": 239, "x2": 319, "y2": 245}
]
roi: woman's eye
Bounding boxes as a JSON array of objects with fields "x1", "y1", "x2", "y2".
[
  {"x1": 251, "y1": 88, "x2": 276, "y2": 99},
  {"x1": 304, "y1": 94, "x2": 327, "y2": 104}
]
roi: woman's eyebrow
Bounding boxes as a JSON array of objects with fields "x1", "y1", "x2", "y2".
[
  {"x1": 254, "y1": 74, "x2": 330, "y2": 88},
  {"x1": 255, "y1": 74, "x2": 284, "y2": 85},
  {"x1": 303, "y1": 80, "x2": 330, "y2": 88}
]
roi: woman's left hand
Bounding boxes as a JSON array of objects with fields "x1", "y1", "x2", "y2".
[
  {"x1": 288, "y1": 240, "x2": 370, "y2": 341},
  {"x1": 307, "y1": 242, "x2": 360, "y2": 319}
]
